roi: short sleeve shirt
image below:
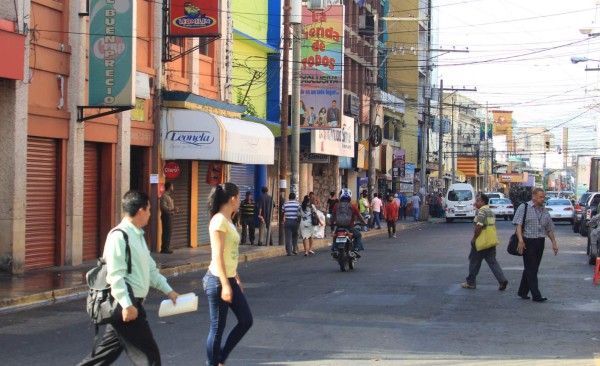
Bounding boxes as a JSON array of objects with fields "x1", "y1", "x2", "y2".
[
  {"x1": 208, "y1": 213, "x2": 240, "y2": 278},
  {"x1": 512, "y1": 201, "x2": 555, "y2": 239}
]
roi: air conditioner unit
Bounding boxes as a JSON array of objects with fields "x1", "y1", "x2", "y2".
[{"x1": 306, "y1": 0, "x2": 326, "y2": 10}]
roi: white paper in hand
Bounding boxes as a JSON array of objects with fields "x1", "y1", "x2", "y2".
[{"x1": 158, "y1": 292, "x2": 198, "y2": 317}]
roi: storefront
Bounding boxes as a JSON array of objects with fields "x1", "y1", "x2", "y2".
[{"x1": 160, "y1": 108, "x2": 274, "y2": 248}]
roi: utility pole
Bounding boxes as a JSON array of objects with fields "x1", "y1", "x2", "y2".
[
  {"x1": 368, "y1": 11, "x2": 379, "y2": 200},
  {"x1": 419, "y1": 0, "x2": 432, "y2": 197},
  {"x1": 451, "y1": 95, "x2": 456, "y2": 184},
  {"x1": 437, "y1": 79, "x2": 444, "y2": 191},
  {"x1": 484, "y1": 102, "x2": 489, "y2": 192},
  {"x1": 290, "y1": 0, "x2": 301, "y2": 196},
  {"x1": 279, "y1": 0, "x2": 291, "y2": 247}
]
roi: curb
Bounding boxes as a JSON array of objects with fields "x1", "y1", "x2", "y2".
[{"x1": 0, "y1": 220, "x2": 438, "y2": 313}]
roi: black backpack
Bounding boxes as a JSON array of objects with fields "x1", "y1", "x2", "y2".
[
  {"x1": 85, "y1": 229, "x2": 133, "y2": 327},
  {"x1": 336, "y1": 201, "x2": 354, "y2": 227}
]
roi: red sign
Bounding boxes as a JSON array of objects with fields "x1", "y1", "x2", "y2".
[
  {"x1": 164, "y1": 161, "x2": 181, "y2": 179},
  {"x1": 170, "y1": 0, "x2": 220, "y2": 37}
]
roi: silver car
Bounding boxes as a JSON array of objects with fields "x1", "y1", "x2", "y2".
[
  {"x1": 544, "y1": 198, "x2": 574, "y2": 223},
  {"x1": 488, "y1": 198, "x2": 514, "y2": 220}
]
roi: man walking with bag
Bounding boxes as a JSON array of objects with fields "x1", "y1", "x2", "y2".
[
  {"x1": 78, "y1": 190, "x2": 179, "y2": 366},
  {"x1": 513, "y1": 188, "x2": 559, "y2": 302},
  {"x1": 461, "y1": 193, "x2": 508, "y2": 291}
]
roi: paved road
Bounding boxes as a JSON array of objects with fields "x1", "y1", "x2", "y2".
[{"x1": 1, "y1": 220, "x2": 599, "y2": 365}]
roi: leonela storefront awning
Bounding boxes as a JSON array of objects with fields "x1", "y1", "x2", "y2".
[{"x1": 162, "y1": 109, "x2": 275, "y2": 164}]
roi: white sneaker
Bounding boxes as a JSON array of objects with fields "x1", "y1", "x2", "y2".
[{"x1": 393, "y1": 235, "x2": 397, "y2": 238}]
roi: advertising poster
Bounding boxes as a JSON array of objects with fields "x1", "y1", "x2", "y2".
[
  {"x1": 170, "y1": 0, "x2": 220, "y2": 37},
  {"x1": 300, "y1": 5, "x2": 344, "y2": 129},
  {"x1": 88, "y1": 0, "x2": 135, "y2": 106},
  {"x1": 310, "y1": 115, "x2": 354, "y2": 157}
]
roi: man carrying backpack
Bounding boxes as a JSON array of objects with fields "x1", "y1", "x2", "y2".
[
  {"x1": 78, "y1": 190, "x2": 179, "y2": 366},
  {"x1": 331, "y1": 188, "x2": 367, "y2": 256}
]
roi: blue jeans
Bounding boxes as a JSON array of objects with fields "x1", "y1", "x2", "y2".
[
  {"x1": 203, "y1": 271, "x2": 253, "y2": 366},
  {"x1": 331, "y1": 227, "x2": 364, "y2": 251},
  {"x1": 373, "y1": 211, "x2": 382, "y2": 229},
  {"x1": 413, "y1": 206, "x2": 420, "y2": 221}
]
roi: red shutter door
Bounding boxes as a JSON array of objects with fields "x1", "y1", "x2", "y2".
[
  {"x1": 26, "y1": 137, "x2": 58, "y2": 270},
  {"x1": 83, "y1": 142, "x2": 101, "y2": 260}
]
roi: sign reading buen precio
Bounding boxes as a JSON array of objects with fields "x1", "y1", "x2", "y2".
[
  {"x1": 164, "y1": 161, "x2": 181, "y2": 179},
  {"x1": 88, "y1": 0, "x2": 135, "y2": 107}
]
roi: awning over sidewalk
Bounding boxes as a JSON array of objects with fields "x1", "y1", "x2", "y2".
[{"x1": 162, "y1": 108, "x2": 275, "y2": 164}]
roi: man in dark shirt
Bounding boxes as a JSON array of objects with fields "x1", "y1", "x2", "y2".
[
  {"x1": 258, "y1": 186, "x2": 274, "y2": 246},
  {"x1": 326, "y1": 100, "x2": 340, "y2": 127},
  {"x1": 240, "y1": 191, "x2": 256, "y2": 245}
]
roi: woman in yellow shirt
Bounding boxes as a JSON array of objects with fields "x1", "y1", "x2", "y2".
[{"x1": 203, "y1": 183, "x2": 253, "y2": 366}]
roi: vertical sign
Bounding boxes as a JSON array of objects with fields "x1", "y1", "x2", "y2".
[
  {"x1": 89, "y1": 0, "x2": 135, "y2": 106},
  {"x1": 170, "y1": 0, "x2": 220, "y2": 37},
  {"x1": 300, "y1": 5, "x2": 344, "y2": 129}
]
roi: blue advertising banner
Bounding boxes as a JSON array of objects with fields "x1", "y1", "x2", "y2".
[{"x1": 88, "y1": 0, "x2": 135, "y2": 106}]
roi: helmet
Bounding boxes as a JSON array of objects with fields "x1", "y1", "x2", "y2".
[{"x1": 339, "y1": 188, "x2": 352, "y2": 200}]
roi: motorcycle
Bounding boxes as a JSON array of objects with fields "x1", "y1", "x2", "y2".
[{"x1": 331, "y1": 226, "x2": 359, "y2": 272}]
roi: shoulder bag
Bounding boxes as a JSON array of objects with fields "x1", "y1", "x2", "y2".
[
  {"x1": 310, "y1": 204, "x2": 320, "y2": 226},
  {"x1": 474, "y1": 209, "x2": 499, "y2": 251},
  {"x1": 507, "y1": 203, "x2": 528, "y2": 256}
]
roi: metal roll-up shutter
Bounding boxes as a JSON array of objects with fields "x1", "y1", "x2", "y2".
[
  {"x1": 229, "y1": 164, "x2": 255, "y2": 196},
  {"x1": 26, "y1": 137, "x2": 58, "y2": 270},
  {"x1": 197, "y1": 162, "x2": 212, "y2": 245},
  {"x1": 83, "y1": 142, "x2": 101, "y2": 260},
  {"x1": 168, "y1": 160, "x2": 190, "y2": 249}
]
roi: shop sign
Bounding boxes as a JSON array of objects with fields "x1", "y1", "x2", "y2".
[
  {"x1": 88, "y1": 0, "x2": 135, "y2": 107},
  {"x1": 311, "y1": 115, "x2": 354, "y2": 157},
  {"x1": 498, "y1": 173, "x2": 523, "y2": 183},
  {"x1": 170, "y1": 0, "x2": 220, "y2": 37},
  {"x1": 164, "y1": 161, "x2": 181, "y2": 179},
  {"x1": 299, "y1": 151, "x2": 330, "y2": 163}
]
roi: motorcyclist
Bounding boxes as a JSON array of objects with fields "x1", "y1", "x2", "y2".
[{"x1": 331, "y1": 188, "x2": 367, "y2": 257}]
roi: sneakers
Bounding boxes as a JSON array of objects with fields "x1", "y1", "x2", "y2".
[
  {"x1": 393, "y1": 234, "x2": 397, "y2": 238},
  {"x1": 461, "y1": 283, "x2": 476, "y2": 289}
]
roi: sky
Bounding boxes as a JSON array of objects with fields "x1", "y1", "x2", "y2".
[{"x1": 437, "y1": 0, "x2": 600, "y2": 158}]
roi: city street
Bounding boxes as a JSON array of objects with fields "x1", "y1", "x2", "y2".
[{"x1": 1, "y1": 220, "x2": 599, "y2": 365}]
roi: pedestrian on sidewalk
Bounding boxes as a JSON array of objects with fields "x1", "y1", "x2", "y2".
[
  {"x1": 257, "y1": 186, "x2": 274, "y2": 246},
  {"x1": 300, "y1": 195, "x2": 318, "y2": 256},
  {"x1": 326, "y1": 191, "x2": 339, "y2": 234},
  {"x1": 513, "y1": 188, "x2": 559, "y2": 302},
  {"x1": 239, "y1": 191, "x2": 256, "y2": 245},
  {"x1": 78, "y1": 190, "x2": 180, "y2": 366},
  {"x1": 371, "y1": 193, "x2": 383, "y2": 229},
  {"x1": 410, "y1": 194, "x2": 421, "y2": 221},
  {"x1": 358, "y1": 191, "x2": 371, "y2": 232},
  {"x1": 384, "y1": 194, "x2": 399, "y2": 238},
  {"x1": 393, "y1": 193, "x2": 401, "y2": 221},
  {"x1": 160, "y1": 182, "x2": 178, "y2": 254},
  {"x1": 461, "y1": 193, "x2": 508, "y2": 291},
  {"x1": 282, "y1": 192, "x2": 301, "y2": 255},
  {"x1": 204, "y1": 183, "x2": 253, "y2": 366},
  {"x1": 399, "y1": 193, "x2": 407, "y2": 220}
]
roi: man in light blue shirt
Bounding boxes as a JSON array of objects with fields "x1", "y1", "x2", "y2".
[{"x1": 78, "y1": 190, "x2": 179, "y2": 366}]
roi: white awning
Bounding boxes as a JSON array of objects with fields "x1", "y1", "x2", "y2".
[{"x1": 162, "y1": 109, "x2": 275, "y2": 164}]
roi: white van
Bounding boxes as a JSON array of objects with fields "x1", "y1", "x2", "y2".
[{"x1": 445, "y1": 183, "x2": 477, "y2": 222}]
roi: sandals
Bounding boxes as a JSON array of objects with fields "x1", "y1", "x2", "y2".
[
  {"x1": 461, "y1": 283, "x2": 476, "y2": 289},
  {"x1": 308, "y1": 250, "x2": 315, "y2": 255}
]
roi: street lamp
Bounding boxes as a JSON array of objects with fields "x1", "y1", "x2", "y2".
[{"x1": 571, "y1": 56, "x2": 600, "y2": 64}]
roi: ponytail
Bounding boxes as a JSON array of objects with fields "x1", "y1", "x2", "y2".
[{"x1": 208, "y1": 182, "x2": 239, "y2": 218}]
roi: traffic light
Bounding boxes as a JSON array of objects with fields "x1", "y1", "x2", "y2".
[{"x1": 544, "y1": 141, "x2": 550, "y2": 152}]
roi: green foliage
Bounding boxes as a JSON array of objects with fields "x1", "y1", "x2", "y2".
[{"x1": 235, "y1": 89, "x2": 258, "y2": 118}]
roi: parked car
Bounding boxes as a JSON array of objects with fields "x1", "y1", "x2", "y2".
[
  {"x1": 544, "y1": 198, "x2": 574, "y2": 223},
  {"x1": 573, "y1": 193, "x2": 594, "y2": 233},
  {"x1": 580, "y1": 193, "x2": 600, "y2": 237},
  {"x1": 587, "y1": 214, "x2": 600, "y2": 265},
  {"x1": 558, "y1": 191, "x2": 575, "y2": 200},
  {"x1": 488, "y1": 198, "x2": 514, "y2": 220},
  {"x1": 485, "y1": 192, "x2": 505, "y2": 200},
  {"x1": 544, "y1": 191, "x2": 559, "y2": 202}
]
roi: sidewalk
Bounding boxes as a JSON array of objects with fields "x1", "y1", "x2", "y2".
[{"x1": 0, "y1": 218, "x2": 443, "y2": 313}]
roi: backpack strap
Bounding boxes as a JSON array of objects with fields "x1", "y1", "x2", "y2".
[{"x1": 110, "y1": 228, "x2": 131, "y2": 274}]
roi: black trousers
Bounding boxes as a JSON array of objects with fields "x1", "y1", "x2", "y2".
[
  {"x1": 78, "y1": 303, "x2": 161, "y2": 366},
  {"x1": 241, "y1": 216, "x2": 255, "y2": 244},
  {"x1": 519, "y1": 237, "x2": 545, "y2": 299},
  {"x1": 161, "y1": 213, "x2": 173, "y2": 251}
]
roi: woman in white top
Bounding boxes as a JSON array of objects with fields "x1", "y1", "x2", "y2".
[
  {"x1": 203, "y1": 183, "x2": 253, "y2": 366},
  {"x1": 299, "y1": 195, "x2": 319, "y2": 256}
]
